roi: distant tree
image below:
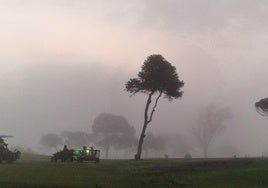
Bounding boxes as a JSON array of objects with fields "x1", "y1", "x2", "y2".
[
  {"x1": 61, "y1": 131, "x2": 96, "y2": 148},
  {"x1": 255, "y1": 98, "x2": 268, "y2": 116},
  {"x1": 92, "y1": 113, "x2": 137, "y2": 159},
  {"x1": 40, "y1": 133, "x2": 63, "y2": 151},
  {"x1": 125, "y1": 54, "x2": 184, "y2": 160},
  {"x1": 143, "y1": 132, "x2": 166, "y2": 158},
  {"x1": 192, "y1": 105, "x2": 232, "y2": 158}
]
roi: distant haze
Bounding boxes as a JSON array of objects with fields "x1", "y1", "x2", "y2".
[{"x1": 0, "y1": 0, "x2": 268, "y2": 157}]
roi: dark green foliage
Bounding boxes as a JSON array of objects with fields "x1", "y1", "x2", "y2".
[
  {"x1": 126, "y1": 54, "x2": 184, "y2": 100},
  {"x1": 255, "y1": 98, "x2": 268, "y2": 116}
]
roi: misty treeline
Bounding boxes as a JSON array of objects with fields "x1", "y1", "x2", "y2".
[
  {"x1": 40, "y1": 105, "x2": 233, "y2": 159},
  {"x1": 38, "y1": 54, "x2": 234, "y2": 159},
  {"x1": 40, "y1": 113, "x2": 170, "y2": 159}
]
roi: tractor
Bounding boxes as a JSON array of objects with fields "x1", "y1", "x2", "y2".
[
  {"x1": 0, "y1": 135, "x2": 21, "y2": 163},
  {"x1": 0, "y1": 149, "x2": 21, "y2": 163},
  {"x1": 51, "y1": 146, "x2": 100, "y2": 163}
]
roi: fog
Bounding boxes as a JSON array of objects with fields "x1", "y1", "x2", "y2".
[{"x1": 1, "y1": 0, "x2": 268, "y2": 158}]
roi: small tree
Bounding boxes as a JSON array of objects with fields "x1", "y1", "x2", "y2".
[
  {"x1": 192, "y1": 105, "x2": 232, "y2": 158},
  {"x1": 92, "y1": 113, "x2": 137, "y2": 159},
  {"x1": 125, "y1": 54, "x2": 184, "y2": 160}
]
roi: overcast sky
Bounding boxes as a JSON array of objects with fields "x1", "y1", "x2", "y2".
[{"x1": 1, "y1": 0, "x2": 268, "y2": 156}]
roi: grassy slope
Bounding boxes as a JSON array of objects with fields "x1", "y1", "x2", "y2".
[{"x1": 0, "y1": 155, "x2": 268, "y2": 187}]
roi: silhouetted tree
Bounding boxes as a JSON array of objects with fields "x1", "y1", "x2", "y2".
[
  {"x1": 92, "y1": 113, "x2": 137, "y2": 159},
  {"x1": 255, "y1": 98, "x2": 268, "y2": 116},
  {"x1": 192, "y1": 105, "x2": 232, "y2": 158},
  {"x1": 61, "y1": 131, "x2": 96, "y2": 148},
  {"x1": 143, "y1": 132, "x2": 166, "y2": 158},
  {"x1": 125, "y1": 54, "x2": 184, "y2": 160},
  {"x1": 40, "y1": 133, "x2": 63, "y2": 151}
]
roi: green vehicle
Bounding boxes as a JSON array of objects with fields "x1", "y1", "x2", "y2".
[
  {"x1": 0, "y1": 149, "x2": 21, "y2": 163},
  {"x1": 73, "y1": 148, "x2": 100, "y2": 163},
  {"x1": 51, "y1": 149, "x2": 74, "y2": 162},
  {"x1": 0, "y1": 135, "x2": 21, "y2": 163},
  {"x1": 51, "y1": 147, "x2": 100, "y2": 163}
]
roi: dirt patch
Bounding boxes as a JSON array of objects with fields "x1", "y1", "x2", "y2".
[{"x1": 149, "y1": 160, "x2": 253, "y2": 174}]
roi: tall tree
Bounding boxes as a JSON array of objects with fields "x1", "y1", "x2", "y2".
[
  {"x1": 192, "y1": 105, "x2": 232, "y2": 158},
  {"x1": 92, "y1": 113, "x2": 137, "y2": 159},
  {"x1": 125, "y1": 54, "x2": 184, "y2": 160}
]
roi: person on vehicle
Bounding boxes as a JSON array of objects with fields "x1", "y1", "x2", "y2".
[
  {"x1": 0, "y1": 137, "x2": 8, "y2": 151},
  {"x1": 90, "y1": 146, "x2": 94, "y2": 154},
  {"x1": 82, "y1": 146, "x2": 88, "y2": 157},
  {"x1": 63, "y1": 145, "x2": 68, "y2": 151}
]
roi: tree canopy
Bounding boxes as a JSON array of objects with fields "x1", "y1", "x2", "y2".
[
  {"x1": 255, "y1": 98, "x2": 268, "y2": 116},
  {"x1": 126, "y1": 54, "x2": 184, "y2": 100}
]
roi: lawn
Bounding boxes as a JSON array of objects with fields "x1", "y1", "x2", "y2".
[{"x1": 0, "y1": 154, "x2": 268, "y2": 188}]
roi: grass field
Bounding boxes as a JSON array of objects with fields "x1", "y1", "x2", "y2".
[{"x1": 1, "y1": 154, "x2": 268, "y2": 187}]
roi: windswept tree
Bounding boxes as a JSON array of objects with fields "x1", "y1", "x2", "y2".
[
  {"x1": 92, "y1": 113, "x2": 137, "y2": 159},
  {"x1": 192, "y1": 105, "x2": 232, "y2": 158},
  {"x1": 255, "y1": 98, "x2": 268, "y2": 116},
  {"x1": 40, "y1": 133, "x2": 63, "y2": 152},
  {"x1": 125, "y1": 54, "x2": 184, "y2": 160}
]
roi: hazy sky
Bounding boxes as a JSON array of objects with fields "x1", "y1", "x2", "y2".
[{"x1": 1, "y1": 0, "x2": 268, "y2": 156}]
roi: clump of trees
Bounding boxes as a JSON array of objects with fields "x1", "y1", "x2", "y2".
[
  {"x1": 92, "y1": 113, "x2": 137, "y2": 159},
  {"x1": 125, "y1": 54, "x2": 184, "y2": 160},
  {"x1": 39, "y1": 113, "x2": 137, "y2": 158},
  {"x1": 192, "y1": 105, "x2": 232, "y2": 158}
]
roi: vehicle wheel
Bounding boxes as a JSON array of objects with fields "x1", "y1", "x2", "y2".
[{"x1": 95, "y1": 158, "x2": 100, "y2": 163}]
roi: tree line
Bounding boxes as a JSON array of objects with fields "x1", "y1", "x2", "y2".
[{"x1": 40, "y1": 54, "x2": 233, "y2": 159}]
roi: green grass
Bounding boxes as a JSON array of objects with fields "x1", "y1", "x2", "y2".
[{"x1": 1, "y1": 155, "x2": 268, "y2": 187}]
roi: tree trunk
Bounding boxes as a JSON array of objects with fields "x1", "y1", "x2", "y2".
[
  {"x1": 135, "y1": 122, "x2": 148, "y2": 160},
  {"x1": 135, "y1": 92, "x2": 154, "y2": 160}
]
